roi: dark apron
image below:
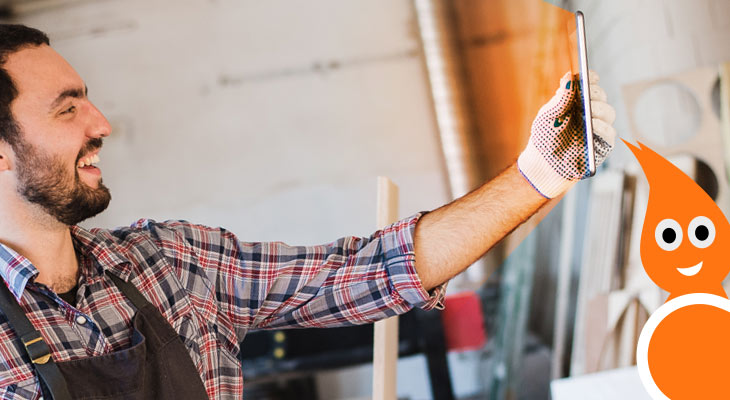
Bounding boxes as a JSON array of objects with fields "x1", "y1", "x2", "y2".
[{"x1": 0, "y1": 272, "x2": 209, "y2": 400}]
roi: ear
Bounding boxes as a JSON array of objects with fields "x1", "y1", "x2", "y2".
[{"x1": 0, "y1": 141, "x2": 13, "y2": 172}]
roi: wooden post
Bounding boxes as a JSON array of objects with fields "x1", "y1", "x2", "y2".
[
  {"x1": 721, "y1": 62, "x2": 730, "y2": 181},
  {"x1": 372, "y1": 177, "x2": 399, "y2": 400}
]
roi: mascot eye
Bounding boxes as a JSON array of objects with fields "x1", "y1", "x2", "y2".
[
  {"x1": 688, "y1": 216, "x2": 715, "y2": 249},
  {"x1": 655, "y1": 219, "x2": 682, "y2": 251}
]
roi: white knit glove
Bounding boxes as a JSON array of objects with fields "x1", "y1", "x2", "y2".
[{"x1": 517, "y1": 71, "x2": 616, "y2": 198}]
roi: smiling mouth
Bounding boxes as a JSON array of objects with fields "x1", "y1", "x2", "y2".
[{"x1": 677, "y1": 261, "x2": 703, "y2": 277}]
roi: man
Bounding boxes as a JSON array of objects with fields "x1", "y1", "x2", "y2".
[{"x1": 0, "y1": 24, "x2": 615, "y2": 399}]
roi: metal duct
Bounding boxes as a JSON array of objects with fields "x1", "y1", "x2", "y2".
[
  {"x1": 412, "y1": 0, "x2": 480, "y2": 199},
  {"x1": 413, "y1": 0, "x2": 488, "y2": 286}
]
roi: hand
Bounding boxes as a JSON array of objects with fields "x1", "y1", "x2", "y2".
[{"x1": 517, "y1": 71, "x2": 616, "y2": 198}]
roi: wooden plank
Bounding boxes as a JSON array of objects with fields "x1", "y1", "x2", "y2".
[
  {"x1": 721, "y1": 62, "x2": 730, "y2": 188},
  {"x1": 551, "y1": 188, "x2": 578, "y2": 379},
  {"x1": 453, "y1": 0, "x2": 574, "y2": 180},
  {"x1": 376, "y1": 177, "x2": 399, "y2": 230},
  {"x1": 372, "y1": 177, "x2": 399, "y2": 400},
  {"x1": 570, "y1": 171, "x2": 625, "y2": 375}
]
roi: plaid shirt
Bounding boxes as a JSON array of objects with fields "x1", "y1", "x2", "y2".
[{"x1": 0, "y1": 213, "x2": 445, "y2": 399}]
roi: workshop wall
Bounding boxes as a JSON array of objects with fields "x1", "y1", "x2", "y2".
[{"x1": 13, "y1": 0, "x2": 451, "y2": 246}]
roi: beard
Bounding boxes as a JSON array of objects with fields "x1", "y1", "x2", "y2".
[{"x1": 14, "y1": 137, "x2": 111, "y2": 226}]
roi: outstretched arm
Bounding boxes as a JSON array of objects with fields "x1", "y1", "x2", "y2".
[
  {"x1": 414, "y1": 71, "x2": 617, "y2": 290},
  {"x1": 414, "y1": 163, "x2": 547, "y2": 290}
]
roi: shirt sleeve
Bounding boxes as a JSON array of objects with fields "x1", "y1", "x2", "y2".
[{"x1": 150, "y1": 212, "x2": 446, "y2": 336}]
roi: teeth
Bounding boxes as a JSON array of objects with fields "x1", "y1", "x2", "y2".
[
  {"x1": 677, "y1": 261, "x2": 703, "y2": 277},
  {"x1": 77, "y1": 154, "x2": 100, "y2": 168}
]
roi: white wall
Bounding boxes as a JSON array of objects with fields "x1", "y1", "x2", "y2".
[{"x1": 16, "y1": 0, "x2": 450, "y2": 244}]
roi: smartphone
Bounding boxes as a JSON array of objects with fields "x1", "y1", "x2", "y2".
[{"x1": 575, "y1": 11, "x2": 596, "y2": 176}]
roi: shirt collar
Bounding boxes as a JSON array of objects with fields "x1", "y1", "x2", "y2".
[
  {"x1": 0, "y1": 225, "x2": 133, "y2": 301},
  {"x1": 70, "y1": 225, "x2": 133, "y2": 282},
  {"x1": 0, "y1": 244, "x2": 39, "y2": 301}
]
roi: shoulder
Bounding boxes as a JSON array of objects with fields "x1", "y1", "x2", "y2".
[
  {"x1": 88, "y1": 219, "x2": 227, "y2": 248},
  {"x1": 87, "y1": 220, "x2": 244, "y2": 270}
]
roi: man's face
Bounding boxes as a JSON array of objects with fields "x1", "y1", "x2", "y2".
[{"x1": 4, "y1": 45, "x2": 112, "y2": 225}]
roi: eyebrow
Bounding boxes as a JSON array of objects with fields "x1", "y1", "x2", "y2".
[{"x1": 49, "y1": 85, "x2": 88, "y2": 110}]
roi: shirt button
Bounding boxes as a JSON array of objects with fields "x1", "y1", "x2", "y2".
[{"x1": 75, "y1": 315, "x2": 87, "y2": 325}]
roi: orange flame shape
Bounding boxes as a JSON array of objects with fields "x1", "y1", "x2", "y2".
[
  {"x1": 624, "y1": 139, "x2": 729, "y2": 301},
  {"x1": 626, "y1": 139, "x2": 730, "y2": 399}
]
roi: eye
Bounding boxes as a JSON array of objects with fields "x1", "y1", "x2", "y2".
[
  {"x1": 60, "y1": 105, "x2": 76, "y2": 115},
  {"x1": 688, "y1": 216, "x2": 715, "y2": 249},
  {"x1": 655, "y1": 219, "x2": 682, "y2": 251}
]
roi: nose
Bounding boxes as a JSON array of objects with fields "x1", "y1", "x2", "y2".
[{"x1": 85, "y1": 101, "x2": 112, "y2": 139}]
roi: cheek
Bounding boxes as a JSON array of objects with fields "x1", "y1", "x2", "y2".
[
  {"x1": 641, "y1": 231, "x2": 666, "y2": 262},
  {"x1": 640, "y1": 246, "x2": 662, "y2": 275},
  {"x1": 22, "y1": 133, "x2": 80, "y2": 163},
  {"x1": 700, "y1": 244, "x2": 727, "y2": 268},
  {"x1": 640, "y1": 243, "x2": 682, "y2": 272}
]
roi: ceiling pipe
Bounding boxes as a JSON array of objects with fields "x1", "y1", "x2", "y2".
[
  {"x1": 413, "y1": 0, "x2": 487, "y2": 286},
  {"x1": 412, "y1": 0, "x2": 481, "y2": 199}
]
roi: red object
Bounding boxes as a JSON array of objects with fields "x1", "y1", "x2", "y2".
[{"x1": 440, "y1": 291, "x2": 487, "y2": 352}]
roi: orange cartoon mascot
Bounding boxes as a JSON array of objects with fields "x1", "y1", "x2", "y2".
[{"x1": 626, "y1": 140, "x2": 730, "y2": 400}]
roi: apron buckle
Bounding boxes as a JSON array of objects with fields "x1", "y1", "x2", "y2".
[{"x1": 21, "y1": 332, "x2": 52, "y2": 365}]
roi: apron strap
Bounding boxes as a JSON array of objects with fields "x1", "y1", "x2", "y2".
[
  {"x1": 0, "y1": 282, "x2": 72, "y2": 400},
  {"x1": 105, "y1": 272, "x2": 153, "y2": 311},
  {"x1": 0, "y1": 271, "x2": 174, "y2": 400}
]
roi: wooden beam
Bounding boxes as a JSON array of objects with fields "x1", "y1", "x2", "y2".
[
  {"x1": 372, "y1": 177, "x2": 399, "y2": 400},
  {"x1": 721, "y1": 62, "x2": 730, "y2": 183}
]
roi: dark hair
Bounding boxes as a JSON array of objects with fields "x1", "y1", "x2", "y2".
[{"x1": 0, "y1": 24, "x2": 49, "y2": 146}]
